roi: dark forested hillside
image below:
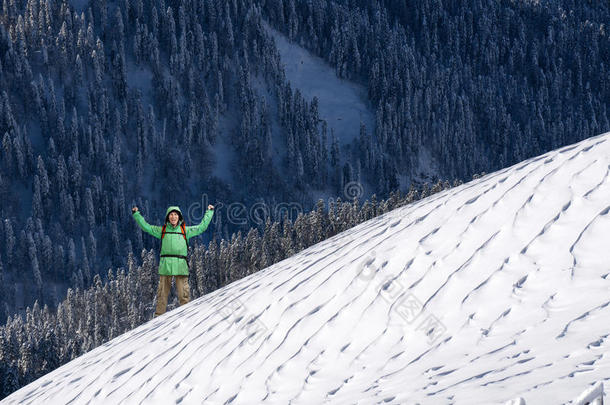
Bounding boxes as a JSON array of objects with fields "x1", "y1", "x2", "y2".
[
  {"x1": 0, "y1": 0, "x2": 608, "y2": 328},
  {"x1": 0, "y1": 0, "x2": 339, "y2": 320},
  {"x1": 260, "y1": 0, "x2": 609, "y2": 178}
]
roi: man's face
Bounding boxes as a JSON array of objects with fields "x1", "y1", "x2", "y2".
[{"x1": 169, "y1": 212, "x2": 179, "y2": 226}]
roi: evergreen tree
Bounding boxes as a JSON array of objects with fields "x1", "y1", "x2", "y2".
[{"x1": 4, "y1": 219, "x2": 15, "y2": 267}]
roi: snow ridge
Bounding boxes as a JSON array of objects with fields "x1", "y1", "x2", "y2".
[{"x1": 3, "y1": 133, "x2": 610, "y2": 404}]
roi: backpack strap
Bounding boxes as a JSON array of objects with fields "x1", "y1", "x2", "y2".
[{"x1": 180, "y1": 222, "x2": 189, "y2": 250}]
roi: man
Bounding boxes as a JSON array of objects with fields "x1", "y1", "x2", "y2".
[{"x1": 132, "y1": 204, "x2": 214, "y2": 317}]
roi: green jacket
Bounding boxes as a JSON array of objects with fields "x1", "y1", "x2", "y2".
[{"x1": 133, "y1": 206, "x2": 214, "y2": 275}]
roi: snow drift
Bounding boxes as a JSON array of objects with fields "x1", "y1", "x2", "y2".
[{"x1": 3, "y1": 132, "x2": 610, "y2": 404}]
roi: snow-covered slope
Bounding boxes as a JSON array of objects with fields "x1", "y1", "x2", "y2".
[{"x1": 4, "y1": 133, "x2": 610, "y2": 404}]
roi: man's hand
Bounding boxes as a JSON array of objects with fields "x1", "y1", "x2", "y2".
[
  {"x1": 208, "y1": 204, "x2": 214, "y2": 210},
  {"x1": 132, "y1": 206, "x2": 139, "y2": 213}
]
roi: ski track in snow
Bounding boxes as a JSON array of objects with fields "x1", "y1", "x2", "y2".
[{"x1": 4, "y1": 133, "x2": 610, "y2": 405}]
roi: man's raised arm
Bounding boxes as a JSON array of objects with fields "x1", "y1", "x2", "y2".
[
  {"x1": 186, "y1": 205, "x2": 215, "y2": 239},
  {"x1": 132, "y1": 206, "x2": 162, "y2": 239}
]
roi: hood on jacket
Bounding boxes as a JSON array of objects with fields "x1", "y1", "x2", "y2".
[{"x1": 165, "y1": 206, "x2": 184, "y2": 225}]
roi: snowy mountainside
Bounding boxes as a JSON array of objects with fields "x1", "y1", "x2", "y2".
[{"x1": 3, "y1": 132, "x2": 610, "y2": 404}]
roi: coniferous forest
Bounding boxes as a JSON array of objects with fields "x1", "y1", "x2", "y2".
[{"x1": 0, "y1": 0, "x2": 608, "y2": 398}]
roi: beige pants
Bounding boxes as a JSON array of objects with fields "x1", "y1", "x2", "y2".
[{"x1": 154, "y1": 275, "x2": 190, "y2": 317}]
